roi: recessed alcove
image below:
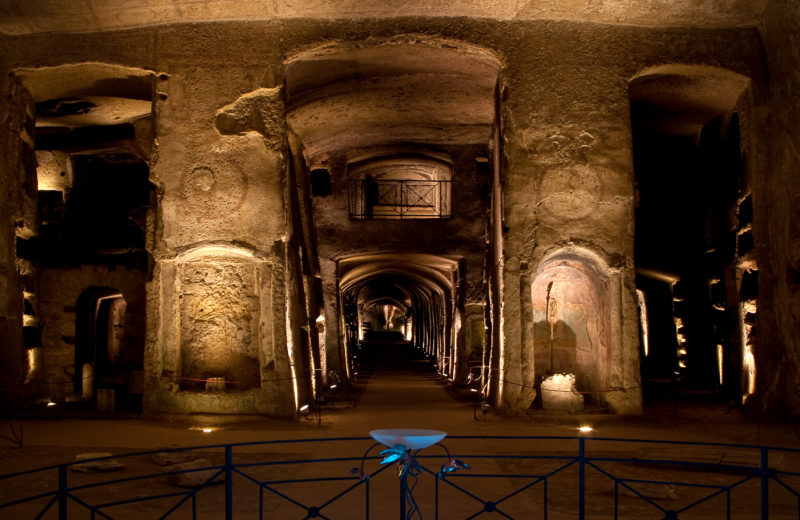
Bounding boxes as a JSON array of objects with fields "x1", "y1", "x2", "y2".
[
  {"x1": 175, "y1": 248, "x2": 264, "y2": 392},
  {"x1": 531, "y1": 253, "x2": 610, "y2": 407}
]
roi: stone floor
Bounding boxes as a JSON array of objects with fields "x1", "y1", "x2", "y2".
[{"x1": 1, "y1": 342, "x2": 798, "y2": 518}]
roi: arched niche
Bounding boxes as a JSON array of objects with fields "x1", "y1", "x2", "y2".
[
  {"x1": 175, "y1": 246, "x2": 265, "y2": 392},
  {"x1": 74, "y1": 286, "x2": 129, "y2": 398},
  {"x1": 531, "y1": 252, "x2": 610, "y2": 404}
]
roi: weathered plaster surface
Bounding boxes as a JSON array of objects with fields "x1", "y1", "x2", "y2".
[
  {"x1": 754, "y1": 0, "x2": 800, "y2": 414},
  {"x1": 0, "y1": 15, "x2": 772, "y2": 417},
  {"x1": 0, "y1": 0, "x2": 769, "y2": 36}
]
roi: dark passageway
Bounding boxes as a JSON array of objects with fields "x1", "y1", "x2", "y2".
[{"x1": 340, "y1": 332, "x2": 470, "y2": 432}]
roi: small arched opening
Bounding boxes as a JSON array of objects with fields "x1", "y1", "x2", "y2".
[
  {"x1": 337, "y1": 253, "x2": 460, "y2": 384},
  {"x1": 74, "y1": 287, "x2": 131, "y2": 402},
  {"x1": 531, "y1": 253, "x2": 610, "y2": 410}
]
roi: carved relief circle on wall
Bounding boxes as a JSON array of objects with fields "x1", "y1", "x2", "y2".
[
  {"x1": 539, "y1": 164, "x2": 602, "y2": 219},
  {"x1": 181, "y1": 164, "x2": 248, "y2": 218}
]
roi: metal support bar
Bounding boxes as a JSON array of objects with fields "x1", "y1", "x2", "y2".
[
  {"x1": 761, "y1": 447, "x2": 769, "y2": 520},
  {"x1": 400, "y1": 473, "x2": 407, "y2": 520},
  {"x1": 226, "y1": 445, "x2": 233, "y2": 520},
  {"x1": 579, "y1": 438, "x2": 585, "y2": 520},
  {"x1": 58, "y1": 465, "x2": 67, "y2": 520}
]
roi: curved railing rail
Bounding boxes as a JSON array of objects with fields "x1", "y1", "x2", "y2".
[{"x1": 1, "y1": 435, "x2": 798, "y2": 519}]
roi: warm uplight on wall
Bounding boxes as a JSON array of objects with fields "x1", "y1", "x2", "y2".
[
  {"x1": 26, "y1": 347, "x2": 40, "y2": 378},
  {"x1": 636, "y1": 289, "x2": 649, "y2": 357},
  {"x1": 189, "y1": 426, "x2": 219, "y2": 434},
  {"x1": 675, "y1": 317, "x2": 686, "y2": 345},
  {"x1": 286, "y1": 308, "x2": 300, "y2": 411},
  {"x1": 741, "y1": 300, "x2": 757, "y2": 401},
  {"x1": 577, "y1": 426, "x2": 593, "y2": 433}
]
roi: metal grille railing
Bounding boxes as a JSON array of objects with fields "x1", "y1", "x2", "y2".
[
  {"x1": 1, "y1": 435, "x2": 798, "y2": 519},
  {"x1": 348, "y1": 179, "x2": 452, "y2": 219}
]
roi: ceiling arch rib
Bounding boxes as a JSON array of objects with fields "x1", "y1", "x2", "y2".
[
  {"x1": 629, "y1": 65, "x2": 751, "y2": 137},
  {"x1": 284, "y1": 38, "x2": 502, "y2": 162}
]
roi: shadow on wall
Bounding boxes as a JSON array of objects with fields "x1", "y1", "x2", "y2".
[{"x1": 531, "y1": 254, "x2": 610, "y2": 408}]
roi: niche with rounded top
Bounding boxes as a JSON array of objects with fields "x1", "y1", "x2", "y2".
[{"x1": 531, "y1": 253, "x2": 610, "y2": 407}]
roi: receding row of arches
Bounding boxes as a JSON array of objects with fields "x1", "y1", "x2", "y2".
[{"x1": 6, "y1": 40, "x2": 760, "y2": 417}]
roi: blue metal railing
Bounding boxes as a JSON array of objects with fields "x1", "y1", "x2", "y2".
[{"x1": 1, "y1": 435, "x2": 798, "y2": 519}]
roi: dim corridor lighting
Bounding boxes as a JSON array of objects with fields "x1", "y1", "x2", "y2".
[
  {"x1": 189, "y1": 425, "x2": 221, "y2": 434},
  {"x1": 46, "y1": 401, "x2": 56, "y2": 407},
  {"x1": 577, "y1": 426, "x2": 593, "y2": 433}
]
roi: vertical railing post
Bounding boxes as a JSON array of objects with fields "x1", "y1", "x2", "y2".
[
  {"x1": 578, "y1": 438, "x2": 585, "y2": 520},
  {"x1": 760, "y1": 447, "x2": 769, "y2": 520},
  {"x1": 225, "y1": 445, "x2": 233, "y2": 520},
  {"x1": 399, "y1": 472, "x2": 407, "y2": 520},
  {"x1": 58, "y1": 464, "x2": 68, "y2": 520},
  {"x1": 435, "y1": 474, "x2": 440, "y2": 520},
  {"x1": 365, "y1": 476, "x2": 370, "y2": 520}
]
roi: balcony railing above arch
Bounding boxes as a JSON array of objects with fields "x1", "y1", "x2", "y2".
[{"x1": 348, "y1": 178, "x2": 452, "y2": 219}]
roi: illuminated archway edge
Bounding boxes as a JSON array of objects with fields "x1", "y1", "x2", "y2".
[
  {"x1": 629, "y1": 63, "x2": 751, "y2": 91},
  {"x1": 628, "y1": 63, "x2": 752, "y2": 136},
  {"x1": 13, "y1": 62, "x2": 157, "y2": 103},
  {"x1": 175, "y1": 242, "x2": 257, "y2": 261}
]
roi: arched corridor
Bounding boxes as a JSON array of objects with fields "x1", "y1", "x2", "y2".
[{"x1": 2, "y1": 0, "x2": 799, "y2": 427}]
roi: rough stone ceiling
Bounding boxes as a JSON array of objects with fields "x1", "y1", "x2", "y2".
[
  {"x1": 285, "y1": 41, "x2": 500, "y2": 159},
  {"x1": 36, "y1": 97, "x2": 152, "y2": 128},
  {"x1": 0, "y1": 0, "x2": 769, "y2": 36},
  {"x1": 630, "y1": 66, "x2": 750, "y2": 137},
  {"x1": 338, "y1": 253, "x2": 459, "y2": 295}
]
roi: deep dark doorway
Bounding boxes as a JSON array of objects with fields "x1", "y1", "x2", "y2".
[
  {"x1": 74, "y1": 287, "x2": 134, "y2": 406},
  {"x1": 630, "y1": 69, "x2": 751, "y2": 400}
]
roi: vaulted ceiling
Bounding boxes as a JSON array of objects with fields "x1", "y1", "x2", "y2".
[{"x1": 0, "y1": 0, "x2": 769, "y2": 36}]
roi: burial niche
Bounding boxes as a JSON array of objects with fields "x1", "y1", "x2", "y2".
[{"x1": 531, "y1": 254, "x2": 610, "y2": 408}]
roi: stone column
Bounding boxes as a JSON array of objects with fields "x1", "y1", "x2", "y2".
[
  {"x1": 144, "y1": 75, "x2": 298, "y2": 417},
  {"x1": 0, "y1": 76, "x2": 37, "y2": 408},
  {"x1": 498, "y1": 57, "x2": 642, "y2": 414}
]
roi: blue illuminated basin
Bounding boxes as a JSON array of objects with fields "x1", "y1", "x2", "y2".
[{"x1": 370, "y1": 429, "x2": 447, "y2": 450}]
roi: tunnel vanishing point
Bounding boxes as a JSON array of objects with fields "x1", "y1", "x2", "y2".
[{"x1": 0, "y1": 0, "x2": 799, "y2": 420}]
